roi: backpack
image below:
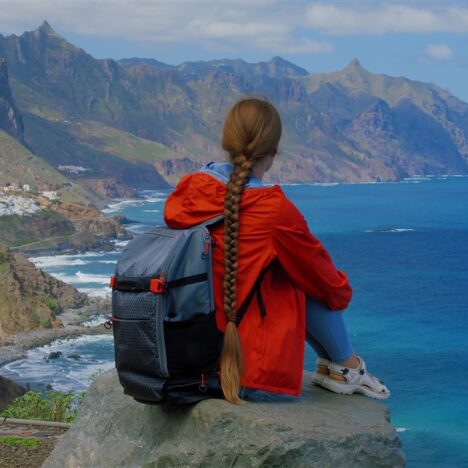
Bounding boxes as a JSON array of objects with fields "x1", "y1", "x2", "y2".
[{"x1": 108, "y1": 215, "x2": 225, "y2": 407}]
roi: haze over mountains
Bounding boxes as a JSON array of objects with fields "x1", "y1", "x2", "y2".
[{"x1": 1, "y1": 20, "x2": 467, "y2": 193}]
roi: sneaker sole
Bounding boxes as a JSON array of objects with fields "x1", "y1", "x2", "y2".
[
  {"x1": 320, "y1": 377, "x2": 390, "y2": 400},
  {"x1": 311, "y1": 375, "x2": 326, "y2": 386}
]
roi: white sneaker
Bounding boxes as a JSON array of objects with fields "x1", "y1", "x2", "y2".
[
  {"x1": 320, "y1": 356, "x2": 390, "y2": 400},
  {"x1": 311, "y1": 357, "x2": 331, "y2": 386}
]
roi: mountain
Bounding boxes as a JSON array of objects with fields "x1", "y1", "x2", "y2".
[
  {"x1": 0, "y1": 55, "x2": 126, "y2": 253},
  {"x1": 0, "y1": 58, "x2": 23, "y2": 141},
  {"x1": 0, "y1": 245, "x2": 88, "y2": 345},
  {"x1": 0, "y1": 22, "x2": 467, "y2": 185}
]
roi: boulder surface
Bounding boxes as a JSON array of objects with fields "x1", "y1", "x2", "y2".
[{"x1": 44, "y1": 368, "x2": 405, "y2": 467}]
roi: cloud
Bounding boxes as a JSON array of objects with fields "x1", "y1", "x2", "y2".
[
  {"x1": 306, "y1": 4, "x2": 468, "y2": 35},
  {"x1": 0, "y1": 1, "x2": 332, "y2": 55},
  {"x1": 424, "y1": 44, "x2": 453, "y2": 61},
  {"x1": 0, "y1": 1, "x2": 467, "y2": 58}
]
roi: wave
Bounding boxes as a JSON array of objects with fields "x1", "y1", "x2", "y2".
[
  {"x1": 81, "y1": 313, "x2": 110, "y2": 327},
  {"x1": 29, "y1": 251, "x2": 108, "y2": 268},
  {"x1": 365, "y1": 228, "x2": 416, "y2": 233},
  {"x1": 143, "y1": 209, "x2": 160, "y2": 213},
  {"x1": 103, "y1": 194, "x2": 167, "y2": 214},
  {"x1": 102, "y1": 199, "x2": 146, "y2": 214},
  {"x1": 78, "y1": 287, "x2": 110, "y2": 298},
  {"x1": 111, "y1": 239, "x2": 130, "y2": 247},
  {"x1": 139, "y1": 190, "x2": 170, "y2": 197},
  {"x1": 55, "y1": 271, "x2": 110, "y2": 285},
  {"x1": 395, "y1": 427, "x2": 408, "y2": 433},
  {"x1": 1, "y1": 334, "x2": 115, "y2": 392}
]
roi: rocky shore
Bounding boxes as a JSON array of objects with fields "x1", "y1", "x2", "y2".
[{"x1": 0, "y1": 297, "x2": 112, "y2": 368}]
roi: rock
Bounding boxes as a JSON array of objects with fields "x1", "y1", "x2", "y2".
[
  {"x1": 46, "y1": 351, "x2": 62, "y2": 360},
  {"x1": 67, "y1": 354, "x2": 81, "y2": 360},
  {"x1": 43, "y1": 369, "x2": 405, "y2": 467},
  {"x1": 0, "y1": 374, "x2": 26, "y2": 411}
]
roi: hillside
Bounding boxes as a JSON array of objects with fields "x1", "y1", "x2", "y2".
[
  {"x1": 0, "y1": 59, "x2": 127, "y2": 252},
  {"x1": 0, "y1": 245, "x2": 88, "y2": 345},
  {"x1": 0, "y1": 22, "x2": 466, "y2": 185}
]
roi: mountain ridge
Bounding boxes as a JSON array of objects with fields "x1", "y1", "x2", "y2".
[{"x1": 0, "y1": 21, "x2": 466, "y2": 186}]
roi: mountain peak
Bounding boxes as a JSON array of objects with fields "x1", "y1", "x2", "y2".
[
  {"x1": 37, "y1": 20, "x2": 56, "y2": 36},
  {"x1": 347, "y1": 58, "x2": 362, "y2": 69},
  {"x1": 268, "y1": 56, "x2": 309, "y2": 76}
]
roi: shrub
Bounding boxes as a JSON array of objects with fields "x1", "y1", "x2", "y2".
[{"x1": 0, "y1": 390, "x2": 85, "y2": 423}]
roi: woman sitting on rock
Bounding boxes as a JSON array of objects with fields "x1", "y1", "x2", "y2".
[{"x1": 164, "y1": 97, "x2": 390, "y2": 403}]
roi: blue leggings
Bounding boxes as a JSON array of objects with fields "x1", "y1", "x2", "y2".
[{"x1": 305, "y1": 297, "x2": 354, "y2": 363}]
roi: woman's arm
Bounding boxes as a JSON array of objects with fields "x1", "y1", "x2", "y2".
[{"x1": 272, "y1": 196, "x2": 352, "y2": 311}]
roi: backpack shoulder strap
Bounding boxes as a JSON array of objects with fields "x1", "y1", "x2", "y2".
[{"x1": 196, "y1": 214, "x2": 224, "y2": 228}]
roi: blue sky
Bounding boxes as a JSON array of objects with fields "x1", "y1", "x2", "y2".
[{"x1": 1, "y1": 1, "x2": 467, "y2": 102}]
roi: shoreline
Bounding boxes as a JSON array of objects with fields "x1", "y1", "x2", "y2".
[{"x1": 0, "y1": 297, "x2": 113, "y2": 368}]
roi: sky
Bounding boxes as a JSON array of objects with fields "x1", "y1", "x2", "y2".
[{"x1": 0, "y1": 0, "x2": 467, "y2": 102}]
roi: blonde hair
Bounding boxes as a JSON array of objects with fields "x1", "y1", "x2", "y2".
[{"x1": 220, "y1": 97, "x2": 282, "y2": 403}]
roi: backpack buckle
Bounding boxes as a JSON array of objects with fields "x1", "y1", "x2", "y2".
[{"x1": 149, "y1": 278, "x2": 166, "y2": 294}]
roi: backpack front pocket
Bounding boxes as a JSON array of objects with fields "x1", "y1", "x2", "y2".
[{"x1": 112, "y1": 290, "x2": 168, "y2": 401}]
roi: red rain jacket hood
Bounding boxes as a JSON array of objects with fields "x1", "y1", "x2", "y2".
[{"x1": 164, "y1": 163, "x2": 352, "y2": 396}]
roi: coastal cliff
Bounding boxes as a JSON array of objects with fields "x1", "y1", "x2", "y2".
[
  {"x1": 0, "y1": 245, "x2": 88, "y2": 345},
  {"x1": 0, "y1": 58, "x2": 23, "y2": 142},
  {"x1": 43, "y1": 369, "x2": 405, "y2": 467}
]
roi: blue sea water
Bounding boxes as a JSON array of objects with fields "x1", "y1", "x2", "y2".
[{"x1": 1, "y1": 176, "x2": 467, "y2": 467}]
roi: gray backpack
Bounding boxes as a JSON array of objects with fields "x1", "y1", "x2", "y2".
[{"x1": 109, "y1": 215, "x2": 225, "y2": 406}]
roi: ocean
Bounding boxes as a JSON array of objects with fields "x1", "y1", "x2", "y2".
[{"x1": 1, "y1": 177, "x2": 467, "y2": 467}]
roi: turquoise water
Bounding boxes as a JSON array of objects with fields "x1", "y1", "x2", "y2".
[{"x1": 1, "y1": 176, "x2": 467, "y2": 466}]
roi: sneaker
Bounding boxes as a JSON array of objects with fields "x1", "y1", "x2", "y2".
[
  {"x1": 320, "y1": 356, "x2": 390, "y2": 400},
  {"x1": 311, "y1": 357, "x2": 331, "y2": 386}
]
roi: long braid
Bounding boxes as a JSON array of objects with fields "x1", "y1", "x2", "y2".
[
  {"x1": 219, "y1": 98, "x2": 282, "y2": 403},
  {"x1": 220, "y1": 154, "x2": 253, "y2": 403}
]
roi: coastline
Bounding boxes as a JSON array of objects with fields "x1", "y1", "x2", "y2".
[
  {"x1": 0, "y1": 297, "x2": 112, "y2": 368},
  {"x1": 0, "y1": 193, "x2": 131, "y2": 370}
]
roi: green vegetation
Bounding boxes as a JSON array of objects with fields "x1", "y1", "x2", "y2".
[
  {"x1": 73, "y1": 120, "x2": 179, "y2": 163},
  {"x1": 0, "y1": 371, "x2": 102, "y2": 423},
  {"x1": 0, "y1": 390, "x2": 85, "y2": 423},
  {"x1": 0, "y1": 245, "x2": 8, "y2": 274},
  {"x1": 0, "y1": 210, "x2": 74, "y2": 247},
  {"x1": 42, "y1": 293, "x2": 60, "y2": 314},
  {"x1": 0, "y1": 436, "x2": 41, "y2": 447},
  {"x1": 39, "y1": 317, "x2": 52, "y2": 328},
  {"x1": 0, "y1": 129, "x2": 66, "y2": 190}
]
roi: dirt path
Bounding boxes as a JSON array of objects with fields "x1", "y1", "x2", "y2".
[{"x1": 0, "y1": 420, "x2": 69, "y2": 468}]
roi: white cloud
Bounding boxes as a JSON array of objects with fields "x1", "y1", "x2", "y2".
[
  {"x1": 0, "y1": 1, "x2": 467, "y2": 57},
  {"x1": 0, "y1": 1, "x2": 332, "y2": 55},
  {"x1": 424, "y1": 44, "x2": 453, "y2": 61},
  {"x1": 306, "y1": 4, "x2": 468, "y2": 35}
]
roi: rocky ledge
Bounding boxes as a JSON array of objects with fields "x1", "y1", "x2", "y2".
[{"x1": 44, "y1": 369, "x2": 405, "y2": 467}]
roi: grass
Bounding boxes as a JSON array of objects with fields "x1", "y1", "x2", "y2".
[
  {"x1": 0, "y1": 436, "x2": 41, "y2": 447},
  {"x1": 72, "y1": 120, "x2": 180, "y2": 163}
]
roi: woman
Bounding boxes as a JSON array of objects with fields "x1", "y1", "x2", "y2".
[{"x1": 164, "y1": 98, "x2": 390, "y2": 403}]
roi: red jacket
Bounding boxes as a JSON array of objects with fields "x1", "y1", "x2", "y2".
[{"x1": 164, "y1": 170, "x2": 352, "y2": 396}]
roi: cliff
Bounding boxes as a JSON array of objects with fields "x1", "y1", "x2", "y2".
[
  {"x1": 43, "y1": 369, "x2": 405, "y2": 467},
  {"x1": 0, "y1": 58, "x2": 23, "y2": 141},
  {"x1": 0, "y1": 245, "x2": 89, "y2": 345}
]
